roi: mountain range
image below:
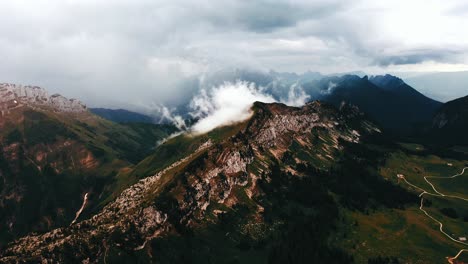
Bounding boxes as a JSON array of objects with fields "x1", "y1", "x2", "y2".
[
  {"x1": 94, "y1": 72, "x2": 443, "y2": 136},
  {"x1": 306, "y1": 74, "x2": 442, "y2": 134},
  {"x1": 1, "y1": 76, "x2": 467, "y2": 263},
  {"x1": 0, "y1": 98, "x2": 397, "y2": 263}
]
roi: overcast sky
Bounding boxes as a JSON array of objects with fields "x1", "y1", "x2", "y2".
[{"x1": 1, "y1": 0, "x2": 467, "y2": 108}]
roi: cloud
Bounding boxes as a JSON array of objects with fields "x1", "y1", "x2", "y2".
[
  {"x1": 152, "y1": 104, "x2": 187, "y2": 130},
  {"x1": 373, "y1": 49, "x2": 464, "y2": 66},
  {"x1": 281, "y1": 83, "x2": 310, "y2": 106},
  {"x1": 321, "y1": 81, "x2": 337, "y2": 95},
  {"x1": 1, "y1": 0, "x2": 468, "y2": 110},
  {"x1": 189, "y1": 81, "x2": 276, "y2": 134},
  {"x1": 188, "y1": 80, "x2": 312, "y2": 134}
]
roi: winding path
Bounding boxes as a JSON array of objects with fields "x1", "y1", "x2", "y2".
[{"x1": 399, "y1": 167, "x2": 468, "y2": 264}]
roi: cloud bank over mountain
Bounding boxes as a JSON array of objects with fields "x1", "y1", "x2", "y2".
[
  {"x1": 189, "y1": 82, "x2": 275, "y2": 133},
  {"x1": 187, "y1": 81, "x2": 310, "y2": 134}
]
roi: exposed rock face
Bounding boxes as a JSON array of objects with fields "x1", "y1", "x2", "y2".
[
  {"x1": 0, "y1": 83, "x2": 86, "y2": 114},
  {"x1": 0, "y1": 99, "x2": 179, "y2": 258},
  {"x1": 0, "y1": 140, "x2": 214, "y2": 263},
  {"x1": 0, "y1": 101, "x2": 380, "y2": 263}
]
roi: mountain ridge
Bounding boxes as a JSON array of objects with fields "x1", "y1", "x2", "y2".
[
  {"x1": 0, "y1": 85, "x2": 178, "y2": 246},
  {"x1": 0, "y1": 83, "x2": 87, "y2": 114},
  {"x1": 90, "y1": 108, "x2": 155, "y2": 124},
  {"x1": 0, "y1": 100, "x2": 385, "y2": 263},
  {"x1": 305, "y1": 74, "x2": 443, "y2": 134}
]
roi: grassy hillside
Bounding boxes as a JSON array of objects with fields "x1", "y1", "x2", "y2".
[
  {"x1": 343, "y1": 142, "x2": 468, "y2": 263},
  {"x1": 0, "y1": 106, "x2": 176, "y2": 246}
]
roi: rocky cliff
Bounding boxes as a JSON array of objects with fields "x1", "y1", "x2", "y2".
[
  {"x1": 0, "y1": 87, "x2": 177, "y2": 250},
  {"x1": 0, "y1": 83, "x2": 86, "y2": 114},
  {"x1": 0, "y1": 101, "x2": 381, "y2": 263}
]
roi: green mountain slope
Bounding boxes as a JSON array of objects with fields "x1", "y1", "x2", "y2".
[
  {"x1": 0, "y1": 101, "x2": 420, "y2": 263},
  {"x1": 0, "y1": 105, "x2": 176, "y2": 246},
  {"x1": 90, "y1": 108, "x2": 155, "y2": 124},
  {"x1": 2, "y1": 100, "x2": 468, "y2": 263}
]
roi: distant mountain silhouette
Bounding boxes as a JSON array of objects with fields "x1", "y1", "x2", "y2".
[{"x1": 304, "y1": 74, "x2": 442, "y2": 134}]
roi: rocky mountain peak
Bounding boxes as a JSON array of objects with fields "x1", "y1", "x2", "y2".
[
  {"x1": 0, "y1": 100, "x2": 381, "y2": 263},
  {"x1": 0, "y1": 83, "x2": 86, "y2": 114},
  {"x1": 369, "y1": 74, "x2": 404, "y2": 88}
]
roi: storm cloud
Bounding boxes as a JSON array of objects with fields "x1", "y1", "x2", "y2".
[
  {"x1": 373, "y1": 49, "x2": 465, "y2": 66},
  {"x1": 0, "y1": 0, "x2": 467, "y2": 109}
]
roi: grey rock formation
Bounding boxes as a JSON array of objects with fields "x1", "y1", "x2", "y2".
[{"x1": 0, "y1": 83, "x2": 86, "y2": 113}]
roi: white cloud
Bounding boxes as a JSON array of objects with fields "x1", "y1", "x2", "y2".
[
  {"x1": 281, "y1": 83, "x2": 310, "y2": 106},
  {"x1": 321, "y1": 81, "x2": 337, "y2": 95},
  {"x1": 189, "y1": 81, "x2": 276, "y2": 134},
  {"x1": 188, "y1": 80, "x2": 312, "y2": 134},
  {"x1": 153, "y1": 104, "x2": 187, "y2": 130}
]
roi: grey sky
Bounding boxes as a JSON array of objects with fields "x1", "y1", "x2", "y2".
[{"x1": 0, "y1": 0, "x2": 467, "y2": 108}]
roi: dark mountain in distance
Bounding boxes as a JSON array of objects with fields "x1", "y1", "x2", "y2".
[
  {"x1": 369, "y1": 74, "x2": 442, "y2": 124},
  {"x1": 90, "y1": 108, "x2": 155, "y2": 124},
  {"x1": 163, "y1": 69, "x2": 443, "y2": 137},
  {"x1": 88, "y1": 72, "x2": 444, "y2": 138},
  {"x1": 429, "y1": 95, "x2": 468, "y2": 146},
  {"x1": 135, "y1": 69, "x2": 444, "y2": 135},
  {"x1": 304, "y1": 74, "x2": 442, "y2": 134},
  {"x1": 327, "y1": 70, "x2": 367, "y2": 78}
]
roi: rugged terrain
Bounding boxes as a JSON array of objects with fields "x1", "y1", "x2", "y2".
[
  {"x1": 2, "y1": 81, "x2": 467, "y2": 263},
  {"x1": 0, "y1": 83, "x2": 87, "y2": 114},
  {"x1": 0, "y1": 100, "x2": 392, "y2": 263},
  {"x1": 0, "y1": 84, "x2": 177, "y2": 246}
]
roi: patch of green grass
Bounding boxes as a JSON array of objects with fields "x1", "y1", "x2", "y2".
[
  {"x1": 23, "y1": 110, "x2": 78, "y2": 145},
  {"x1": 340, "y1": 208, "x2": 463, "y2": 263},
  {"x1": 398, "y1": 142, "x2": 426, "y2": 152},
  {"x1": 430, "y1": 174, "x2": 468, "y2": 200},
  {"x1": 423, "y1": 195, "x2": 468, "y2": 237},
  {"x1": 381, "y1": 150, "x2": 462, "y2": 191},
  {"x1": 350, "y1": 142, "x2": 468, "y2": 263}
]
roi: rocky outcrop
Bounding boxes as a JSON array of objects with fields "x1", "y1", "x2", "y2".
[
  {"x1": 0, "y1": 83, "x2": 86, "y2": 114},
  {"x1": 0, "y1": 101, "x2": 380, "y2": 263},
  {"x1": 0, "y1": 139, "x2": 214, "y2": 263}
]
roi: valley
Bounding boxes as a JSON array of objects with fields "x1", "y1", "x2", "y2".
[{"x1": 344, "y1": 143, "x2": 468, "y2": 263}]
